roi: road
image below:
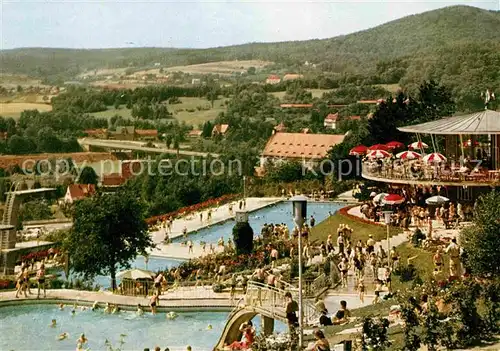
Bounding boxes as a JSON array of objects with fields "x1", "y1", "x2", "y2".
[{"x1": 78, "y1": 138, "x2": 219, "y2": 158}]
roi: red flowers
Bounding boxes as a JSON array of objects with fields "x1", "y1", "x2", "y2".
[
  {"x1": 146, "y1": 194, "x2": 239, "y2": 225},
  {"x1": 20, "y1": 248, "x2": 60, "y2": 262}
]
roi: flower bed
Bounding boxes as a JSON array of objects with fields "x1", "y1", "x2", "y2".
[
  {"x1": 20, "y1": 248, "x2": 60, "y2": 263},
  {"x1": 145, "y1": 194, "x2": 239, "y2": 226},
  {"x1": 338, "y1": 205, "x2": 385, "y2": 227},
  {"x1": 0, "y1": 279, "x2": 15, "y2": 289}
]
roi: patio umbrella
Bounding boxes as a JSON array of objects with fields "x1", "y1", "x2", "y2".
[
  {"x1": 349, "y1": 145, "x2": 368, "y2": 156},
  {"x1": 423, "y1": 153, "x2": 447, "y2": 163},
  {"x1": 368, "y1": 144, "x2": 390, "y2": 151},
  {"x1": 367, "y1": 150, "x2": 391, "y2": 159},
  {"x1": 117, "y1": 269, "x2": 155, "y2": 280},
  {"x1": 426, "y1": 195, "x2": 450, "y2": 205},
  {"x1": 386, "y1": 141, "x2": 404, "y2": 150},
  {"x1": 383, "y1": 194, "x2": 405, "y2": 205},
  {"x1": 408, "y1": 141, "x2": 429, "y2": 150},
  {"x1": 396, "y1": 151, "x2": 422, "y2": 160},
  {"x1": 373, "y1": 193, "x2": 389, "y2": 203}
]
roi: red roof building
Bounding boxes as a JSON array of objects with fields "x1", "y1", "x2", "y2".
[
  {"x1": 101, "y1": 174, "x2": 126, "y2": 187},
  {"x1": 64, "y1": 184, "x2": 96, "y2": 203},
  {"x1": 135, "y1": 129, "x2": 158, "y2": 140},
  {"x1": 265, "y1": 75, "x2": 281, "y2": 85},
  {"x1": 324, "y1": 113, "x2": 339, "y2": 129},
  {"x1": 212, "y1": 124, "x2": 229, "y2": 137}
]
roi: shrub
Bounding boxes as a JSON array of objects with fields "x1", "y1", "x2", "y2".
[
  {"x1": 232, "y1": 222, "x2": 254, "y2": 255},
  {"x1": 411, "y1": 228, "x2": 426, "y2": 247},
  {"x1": 361, "y1": 317, "x2": 391, "y2": 350},
  {"x1": 212, "y1": 284, "x2": 224, "y2": 293},
  {"x1": 394, "y1": 264, "x2": 418, "y2": 282}
]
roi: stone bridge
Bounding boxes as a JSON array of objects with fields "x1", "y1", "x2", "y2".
[{"x1": 213, "y1": 281, "x2": 321, "y2": 350}]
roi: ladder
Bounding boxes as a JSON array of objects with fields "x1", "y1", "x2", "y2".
[{"x1": 2, "y1": 182, "x2": 20, "y2": 226}]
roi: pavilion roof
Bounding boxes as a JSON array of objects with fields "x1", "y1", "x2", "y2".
[{"x1": 398, "y1": 109, "x2": 500, "y2": 135}]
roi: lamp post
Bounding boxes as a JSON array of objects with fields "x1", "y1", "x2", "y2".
[
  {"x1": 383, "y1": 210, "x2": 393, "y2": 268},
  {"x1": 291, "y1": 195, "x2": 307, "y2": 350}
]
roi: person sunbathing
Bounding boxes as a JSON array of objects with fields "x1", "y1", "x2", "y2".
[{"x1": 332, "y1": 300, "x2": 351, "y2": 325}]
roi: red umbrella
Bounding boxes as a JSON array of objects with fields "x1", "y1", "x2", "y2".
[
  {"x1": 386, "y1": 141, "x2": 404, "y2": 149},
  {"x1": 396, "y1": 151, "x2": 422, "y2": 160},
  {"x1": 349, "y1": 145, "x2": 368, "y2": 156},
  {"x1": 383, "y1": 194, "x2": 405, "y2": 205},
  {"x1": 423, "y1": 153, "x2": 447, "y2": 163},
  {"x1": 408, "y1": 141, "x2": 429, "y2": 150},
  {"x1": 366, "y1": 150, "x2": 391, "y2": 159},
  {"x1": 368, "y1": 144, "x2": 390, "y2": 151}
]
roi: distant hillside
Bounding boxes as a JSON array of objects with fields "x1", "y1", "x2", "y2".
[{"x1": 1, "y1": 5, "x2": 499, "y2": 88}]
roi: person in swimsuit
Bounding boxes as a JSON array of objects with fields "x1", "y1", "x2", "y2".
[
  {"x1": 37, "y1": 263, "x2": 46, "y2": 299},
  {"x1": 154, "y1": 273, "x2": 164, "y2": 295},
  {"x1": 312, "y1": 329, "x2": 331, "y2": 351},
  {"x1": 150, "y1": 293, "x2": 159, "y2": 314},
  {"x1": 227, "y1": 321, "x2": 255, "y2": 350}
]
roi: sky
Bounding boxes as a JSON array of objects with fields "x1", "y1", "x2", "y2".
[{"x1": 1, "y1": 0, "x2": 499, "y2": 49}]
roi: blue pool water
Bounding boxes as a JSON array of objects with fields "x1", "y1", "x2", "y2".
[
  {"x1": 71, "y1": 256, "x2": 185, "y2": 289},
  {"x1": 0, "y1": 305, "x2": 286, "y2": 351},
  {"x1": 177, "y1": 201, "x2": 342, "y2": 244}
]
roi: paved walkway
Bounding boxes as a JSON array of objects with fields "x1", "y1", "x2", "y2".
[
  {"x1": 0, "y1": 288, "x2": 240, "y2": 311},
  {"x1": 147, "y1": 197, "x2": 282, "y2": 259}
]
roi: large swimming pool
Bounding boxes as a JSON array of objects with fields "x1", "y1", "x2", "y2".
[
  {"x1": 177, "y1": 201, "x2": 342, "y2": 244},
  {"x1": 0, "y1": 305, "x2": 285, "y2": 351}
]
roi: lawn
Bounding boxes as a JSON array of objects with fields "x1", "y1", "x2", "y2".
[
  {"x1": 0, "y1": 102, "x2": 52, "y2": 119},
  {"x1": 91, "y1": 97, "x2": 227, "y2": 126},
  {"x1": 310, "y1": 206, "x2": 400, "y2": 245},
  {"x1": 270, "y1": 89, "x2": 331, "y2": 101}
]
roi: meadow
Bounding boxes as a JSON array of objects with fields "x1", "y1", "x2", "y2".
[
  {"x1": 0, "y1": 102, "x2": 52, "y2": 118},
  {"x1": 91, "y1": 97, "x2": 228, "y2": 126}
]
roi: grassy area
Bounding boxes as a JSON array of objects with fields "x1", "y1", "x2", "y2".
[
  {"x1": 0, "y1": 102, "x2": 52, "y2": 118},
  {"x1": 91, "y1": 97, "x2": 227, "y2": 126},
  {"x1": 172, "y1": 97, "x2": 227, "y2": 126},
  {"x1": 391, "y1": 242, "x2": 444, "y2": 291},
  {"x1": 310, "y1": 207, "x2": 400, "y2": 244},
  {"x1": 376, "y1": 84, "x2": 401, "y2": 94},
  {"x1": 270, "y1": 88, "x2": 331, "y2": 101}
]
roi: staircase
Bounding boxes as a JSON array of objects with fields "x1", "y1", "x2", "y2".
[{"x1": 2, "y1": 182, "x2": 19, "y2": 226}]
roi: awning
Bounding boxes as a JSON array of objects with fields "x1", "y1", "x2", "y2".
[{"x1": 398, "y1": 109, "x2": 500, "y2": 135}]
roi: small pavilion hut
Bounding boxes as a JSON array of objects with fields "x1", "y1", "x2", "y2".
[{"x1": 117, "y1": 269, "x2": 155, "y2": 296}]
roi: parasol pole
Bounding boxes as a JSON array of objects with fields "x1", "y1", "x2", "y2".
[{"x1": 459, "y1": 134, "x2": 465, "y2": 166}]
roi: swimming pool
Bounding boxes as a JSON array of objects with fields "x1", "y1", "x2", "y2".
[
  {"x1": 0, "y1": 304, "x2": 285, "y2": 351},
  {"x1": 176, "y1": 201, "x2": 343, "y2": 244}
]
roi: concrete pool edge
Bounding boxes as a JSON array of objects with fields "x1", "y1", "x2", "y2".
[
  {"x1": 0, "y1": 289, "x2": 236, "y2": 312},
  {"x1": 0, "y1": 298, "x2": 233, "y2": 313}
]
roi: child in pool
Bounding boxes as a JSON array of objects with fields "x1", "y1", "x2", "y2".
[
  {"x1": 50, "y1": 319, "x2": 57, "y2": 327},
  {"x1": 59, "y1": 303, "x2": 65, "y2": 311},
  {"x1": 137, "y1": 304, "x2": 144, "y2": 316},
  {"x1": 58, "y1": 332, "x2": 68, "y2": 341}
]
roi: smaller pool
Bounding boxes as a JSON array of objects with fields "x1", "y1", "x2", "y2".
[{"x1": 175, "y1": 201, "x2": 342, "y2": 244}]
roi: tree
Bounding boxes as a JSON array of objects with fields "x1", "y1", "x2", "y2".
[
  {"x1": 202, "y1": 121, "x2": 213, "y2": 138},
  {"x1": 78, "y1": 166, "x2": 99, "y2": 185},
  {"x1": 247, "y1": 66, "x2": 256, "y2": 75},
  {"x1": 460, "y1": 191, "x2": 500, "y2": 277},
  {"x1": 64, "y1": 190, "x2": 153, "y2": 290},
  {"x1": 232, "y1": 221, "x2": 254, "y2": 255}
]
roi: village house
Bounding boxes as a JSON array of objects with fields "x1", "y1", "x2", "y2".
[
  {"x1": 84, "y1": 129, "x2": 108, "y2": 139},
  {"x1": 283, "y1": 74, "x2": 304, "y2": 81},
  {"x1": 135, "y1": 129, "x2": 158, "y2": 141},
  {"x1": 64, "y1": 184, "x2": 96, "y2": 203},
  {"x1": 188, "y1": 130, "x2": 203, "y2": 138},
  {"x1": 265, "y1": 75, "x2": 281, "y2": 85},
  {"x1": 100, "y1": 160, "x2": 143, "y2": 188},
  {"x1": 108, "y1": 126, "x2": 135, "y2": 141},
  {"x1": 324, "y1": 113, "x2": 339, "y2": 129},
  {"x1": 212, "y1": 124, "x2": 229, "y2": 137},
  {"x1": 260, "y1": 132, "x2": 345, "y2": 170}
]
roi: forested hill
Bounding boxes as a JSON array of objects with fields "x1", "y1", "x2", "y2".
[{"x1": 1, "y1": 5, "x2": 499, "y2": 81}]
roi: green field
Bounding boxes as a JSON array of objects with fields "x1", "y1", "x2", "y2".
[
  {"x1": 270, "y1": 89, "x2": 331, "y2": 100},
  {"x1": 91, "y1": 97, "x2": 227, "y2": 126}
]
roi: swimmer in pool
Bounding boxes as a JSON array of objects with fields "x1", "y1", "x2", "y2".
[
  {"x1": 59, "y1": 303, "x2": 65, "y2": 311},
  {"x1": 104, "y1": 303, "x2": 112, "y2": 314},
  {"x1": 206, "y1": 324, "x2": 213, "y2": 330},
  {"x1": 112, "y1": 305, "x2": 120, "y2": 314},
  {"x1": 91, "y1": 301, "x2": 99, "y2": 311},
  {"x1": 77, "y1": 333, "x2": 88, "y2": 345},
  {"x1": 58, "y1": 332, "x2": 68, "y2": 341},
  {"x1": 50, "y1": 319, "x2": 57, "y2": 327},
  {"x1": 136, "y1": 304, "x2": 144, "y2": 316}
]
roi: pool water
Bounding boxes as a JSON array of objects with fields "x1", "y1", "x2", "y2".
[
  {"x1": 70, "y1": 256, "x2": 185, "y2": 290},
  {"x1": 0, "y1": 305, "x2": 285, "y2": 351},
  {"x1": 176, "y1": 201, "x2": 342, "y2": 244}
]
